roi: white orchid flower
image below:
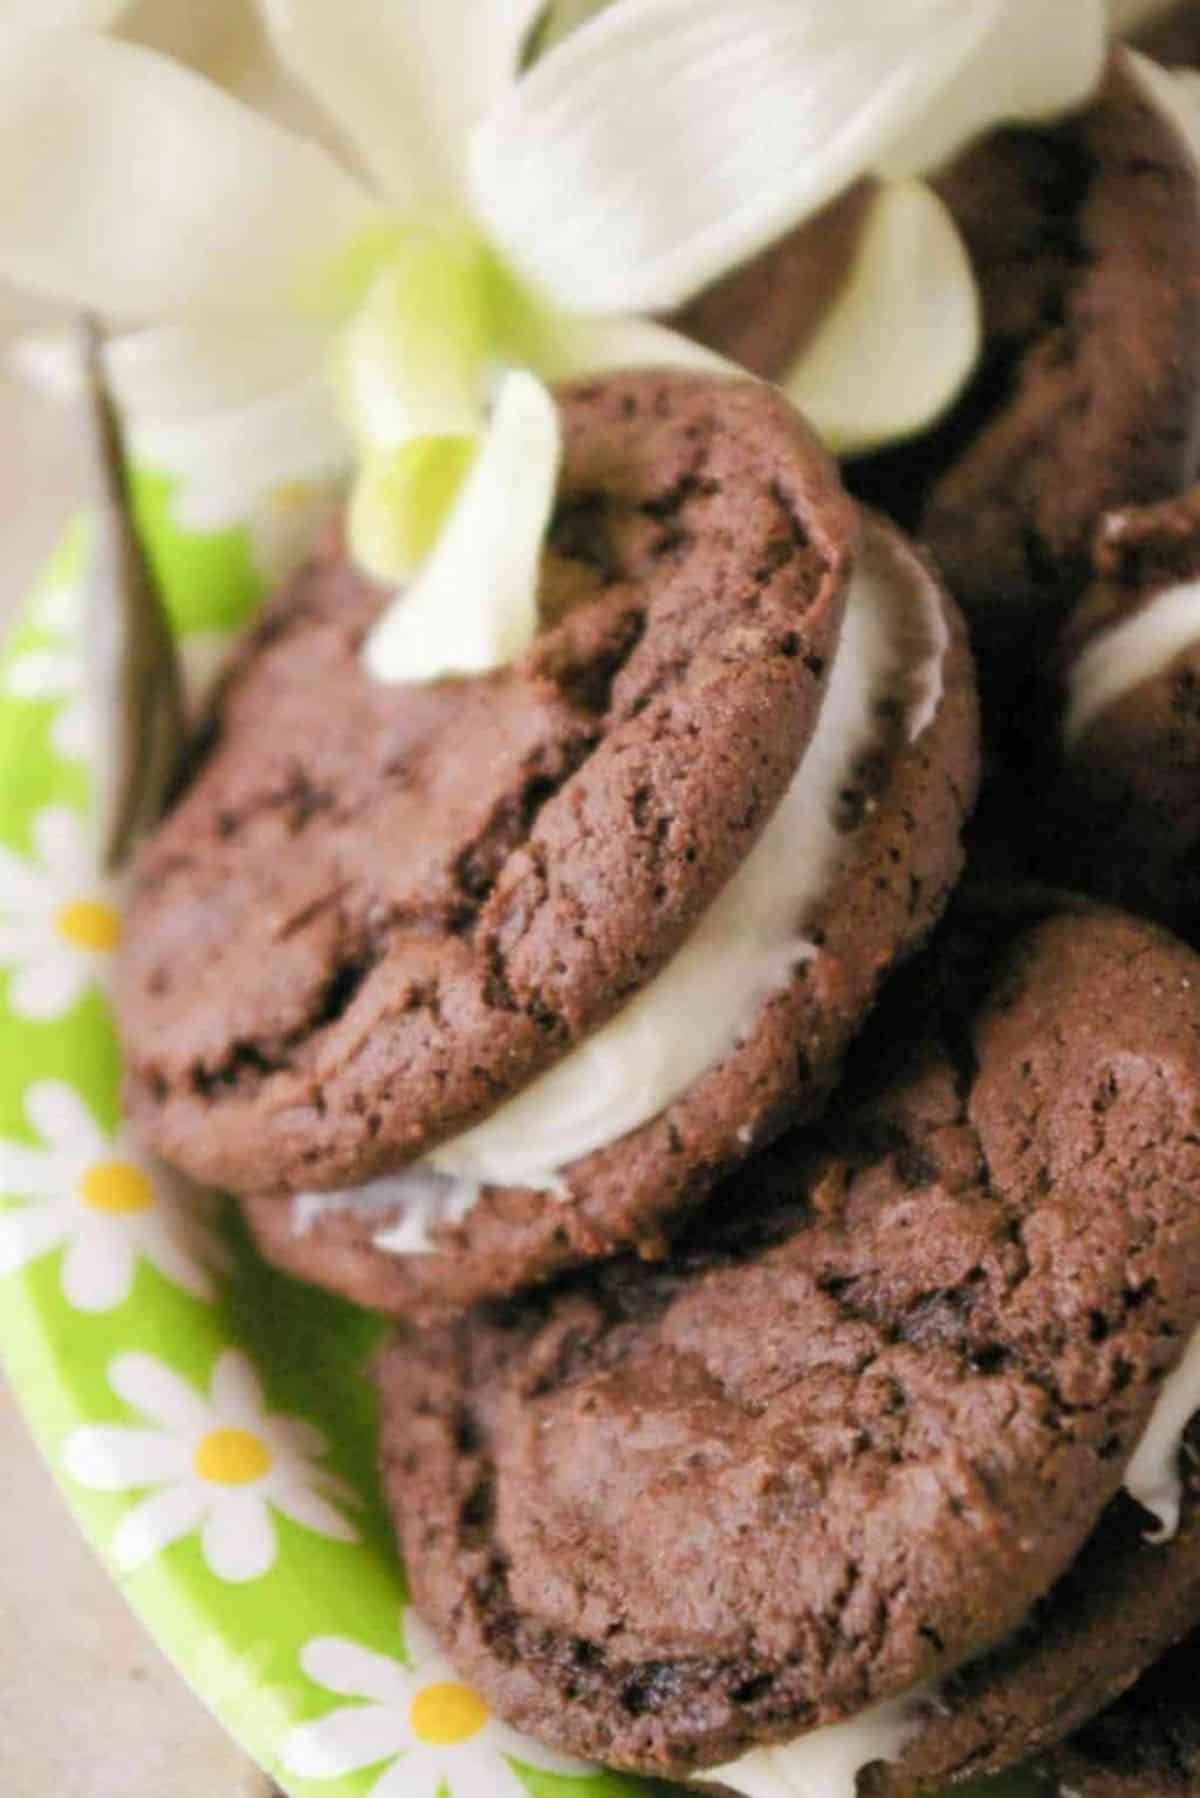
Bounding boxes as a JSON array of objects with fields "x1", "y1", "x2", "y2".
[{"x1": 0, "y1": 1, "x2": 1104, "y2": 681}]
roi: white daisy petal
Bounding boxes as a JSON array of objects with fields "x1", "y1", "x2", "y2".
[
  {"x1": 307, "y1": 1464, "x2": 362, "y2": 1510},
  {"x1": 0, "y1": 1140, "x2": 62, "y2": 1200},
  {"x1": 112, "y1": 1481, "x2": 209, "y2": 1571},
  {"x1": 202, "y1": 1491, "x2": 277, "y2": 1583},
  {"x1": 882, "y1": 0, "x2": 1107, "y2": 177},
  {"x1": 301, "y1": 1637, "x2": 411, "y2": 1706},
  {"x1": 4, "y1": 648, "x2": 77, "y2": 702},
  {"x1": 8, "y1": 955, "x2": 89, "y2": 1022},
  {"x1": 108, "y1": 1351, "x2": 214, "y2": 1436},
  {"x1": 400, "y1": 1609, "x2": 448, "y2": 1671},
  {"x1": 61, "y1": 1222, "x2": 136, "y2": 1313},
  {"x1": 31, "y1": 805, "x2": 91, "y2": 880},
  {"x1": 363, "y1": 369, "x2": 560, "y2": 680},
  {"x1": 262, "y1": 1413, "x2": 328, "y2": 1460},
  {"x1": 208, "y1": 1349, "x2": 267, "y2": 1428},
  {"x1": 490, "y1": 1719, "x2": 593, "y2": 1776},
  {"x1": 141, "y1": 1220, "x2": 222, "y2": 1303},
  {"x1": 261, "y1": 0, "x2": 545, "y2": 203},
  {"x1": 63, "y1": 1425, "x2": 191, "y2": 1491},
  {"x1": 104, "y1": 318, "x2": 332, "y2": 423},
  {"x1": 270, "y1": 1482, "x2": 360, "y2": 1544},
  {"x1": 782, "y1": 179, "x2": 980, "y2": 456},
  {"x1": 285, "y1": 1700, "x2": 411, "y2": 1778},
  {"x1": 0, "y1": 843, "x2": 42, "y2": 900},
  {"x1": 50, "y1": 697, "x2": 94, "y2": 764},
  {"x1": 34, "y1": 585, "x2": 83, "y2": 636},
  {"x1": 0, "y1": 1202, "x2": 69, "y2": 1274},
  {"x1": 537, "y1": 313, "x2": 739, "y2": 382},
  {"x1": 0, "y1": 32, "x2": 377, "y2": 319},
  {"x1": 372, "y1": 1753, "x2": 442, "y2": 1798},
  {"x1": 470, "y1": 0, "x2": 995, "y2": 314},
  {"x1": 23, "y1": 1080, "x2": 105, "y2": 1159}
]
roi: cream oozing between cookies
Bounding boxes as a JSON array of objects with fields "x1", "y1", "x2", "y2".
[
  {"x1": 1065, "y1": 577, "x2": 1200, "y2": 746},
  {"x1": 292, "y1": 521, "x2": 948, "y2": 1253}
]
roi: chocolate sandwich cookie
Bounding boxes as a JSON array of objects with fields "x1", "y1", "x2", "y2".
[
  {"x1": 1043, "y1": 487, "x2": 1200, "y2": 927},
  {"x1": 240, "y1": 506, "x2": 976, "y2": 1318},
  {"x1": 1042, "y1": 1631, "x2": 1200, "y2": 1798},
  {"x1": 852, "y1": 51, "x2": 1200, "y2": 696},
  {"x1": 375, "y1": 905, "x2": 1200, "y2": 1784},
  {"x1": 117, "y1": 372, "x2": 856, "y2": 1195},
  {"x1": 676, "y1": 51, "x2": 1200, "y2": 705}
]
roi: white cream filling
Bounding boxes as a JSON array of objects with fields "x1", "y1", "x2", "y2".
[
  {"x1": 695, "y1": 1687, "x2": 932, "y2": 1798},
  {"x1": 1064, "y1": 577, "x2": 1200, "y2": 748},
  {"x1": 293, "y1": 525, "x2": 947, "y2": 1252},
  {"x1": 1123, "y1": 1324, "x2": 1200, "y2": 1542}
]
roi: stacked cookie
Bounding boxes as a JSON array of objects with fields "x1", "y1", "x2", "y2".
[{"x1": 111, "y1": 24, "x2": 1200, "y2": 1798}]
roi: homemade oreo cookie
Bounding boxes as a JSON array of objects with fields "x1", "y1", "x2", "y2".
[
  {"x1": 375, "y1": 905, "x2": 1200, "y2": 1786},
  {"x1": 243, "y1": 505, "x2": 975, "y2": 1316},
  {"x1": 117, "y1": 371, "x2": 977, "y2": 1319},
  {"x1": 1042, "y1": 1630, "x2": 1200, "y2": 1798},
  {"x1": 117, "y1": 372, "x2": 856, "y2": 1192},
  {"x1": 855, "y1": 50, "x2": 1200, "y2": 691},
  {"x1": 1046, "y1": 486, "x2": 1200, "y2": 927}
]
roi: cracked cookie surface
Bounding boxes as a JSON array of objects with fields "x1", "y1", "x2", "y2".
[
  {"x1": 115, "y1": 372, "x2": 855, "y2": 1198},
  {"x1": 376, "y1": 908, "x2": 1200, "y2": 1780}
]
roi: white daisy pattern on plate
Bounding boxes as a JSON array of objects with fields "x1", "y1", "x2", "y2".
[
  {"x1": 63, "y1": 1348, "x2": 361, "y2": 1581},
  {"x1": 3, "y1": 636, "x2": 91, "y2": 761},
  {"x1": 0, "y1": 1080, "x2": 229, "y2": 1312},
  {"x1": 0, "y1": 806, "x2": 119, "y2": 1020},
  {"x1": 285, "y1": 1607, "x2": 591, "y2": 1797}
]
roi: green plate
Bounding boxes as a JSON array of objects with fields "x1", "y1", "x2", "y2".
[{"x1": 0, "y1": 500, "x2": 1038, "y2": 1798}]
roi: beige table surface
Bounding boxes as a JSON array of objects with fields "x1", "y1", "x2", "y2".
[{"x1": 0, "y1": 6, "x2": 289, "y2": 1788}]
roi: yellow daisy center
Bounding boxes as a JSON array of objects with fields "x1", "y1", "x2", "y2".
[
  {"x1": 194, "y1": 1428, "x2": 273, "y2": 1486},
  {"x1": 410, "y1": 1681, "x2": 490, "y2": 1747},
  {"x1": 79, "y1": 1160, "x2": 153, "y2": 1215},
  {"x1": 56, "y1": 898, "x2": 121, "y2": 953}
]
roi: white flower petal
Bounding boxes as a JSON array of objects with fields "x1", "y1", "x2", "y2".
[
  {"x1": 4, "y1": 648, "x2": 77, "y2": 702},
  {"x1": 301, "y1": 1636, "x2": 410, "y2": 1706},
  {"x1": 61, "y1": 1222, "x2": 136, "y2": 1313},
  {"x1": 271, "y1": 1482, "x2": 359, "y2": 1544},
  {"x1": 138, "y1": 1216, "x2": 222, "y2": 1303},
  {"x1": 285, "y1": 1701, "x2": 411, "y2": 1778},
  {"x1": 130, "y1": 373, "x2": 351, "y2": 531},
  {"x1": 7, "y1": 955, "x2": 91, "y2": 1022},
  {"x1": 363, "y1": 370, "x2": 560, "y2": 680},
  {"x1": 108, "y1": 1351, "x2": 214, "y2": 1436},
  {"x1": 0, "y1": 1202, "x2": 69, "y2": 1274},
  {"x1": 0, "y1": 1142, "x2": 60, "y2": 1202},
  {"x1": 208, "y1": 1349, "x2": 268, "y2": 1429},
  {"x1": 538, "y1": 313, "x2": 740, "y2": 382},
  {"x1": 23, "y1": 1080, "x2": 105, "y2": 1161},
  {"x1": 105, "y1": 319, "x2": 332, "y2": 423},
  {"x1": 203, "y1": 1491, "x2": 277, "y2": 1583},
  {"x1": 882, "y1": 0, "x2": 1107, "y2": 177},
  {"x1": 63, "y1": 1425, "x2": 191, "y2": 1492},
  {"x1": 9, "y1": 0, "x2": 130, "y2": 22},
  {"x1": 471, "y1": 0, "x2": 995, "y2": 314},
  {"x1": 31, "y1": 805, "x2": 89, "y2": 879},
  {"x1": 0, "y1": 32, "x2": 377, "y2": 319},
  {"x1": 373, "y1": 1753, "x2": 442, "y2": 1798},
  {"x1": 782, "y1": 179, "x2": 980, "y2": 456},
  {"x1": 489, "y1": 1719, "x2": 593, "y2": 1777},
  {"x1": 335, "y1": 236, "x2": 490, "y2": 454},
  {"x1": 261, "y1": 0, "x2": 544, "y2": 203},
  {"x1": 51, "y1": 697, "x2": 94, "y2": 764},
  {"x1": 34, "y1": 585, "x2": 83, "y2": 636},
  {"x1": 112, "y1": 1481, "x2": 208, "y2": 1570},
  {"x1": 262, "y1": 1413, "x2": 327, "y2": 1460}
]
